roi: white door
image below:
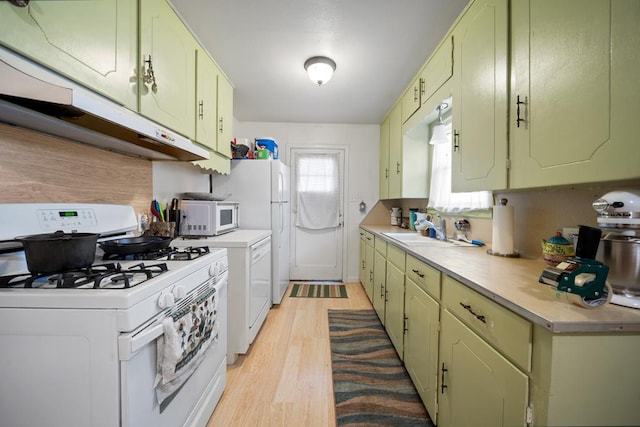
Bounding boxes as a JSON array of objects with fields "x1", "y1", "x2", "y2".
[{"x1": 289, "y1": 148, "x2": 345, "y2": 281}]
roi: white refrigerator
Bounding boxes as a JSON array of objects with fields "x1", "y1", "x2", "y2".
[{"x1": 212, "y1": 159, "x2": 290, "y2": 304}]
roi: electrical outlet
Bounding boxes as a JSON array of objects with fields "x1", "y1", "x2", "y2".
[{"x1": 562, "y1": 227, "x2": 579, "y2": 239}]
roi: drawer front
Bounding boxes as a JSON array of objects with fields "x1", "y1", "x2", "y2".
[
  {"x1": 386, "y1": 244, "x2": 406, "y2": 272},
  {"x1": 406, "y1": 255, "x2": 441, "y2": 300},
  {"x1": 364, "y1": 231, "x2": 375, "y2": 246},
  {"x1": 442, "y1": 275, "x2": 531, "y2": 371},
  {"x1": 374, "y1": 235, "x2": 387, "y2": 255}
]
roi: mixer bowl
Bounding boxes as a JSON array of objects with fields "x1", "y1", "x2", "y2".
[{"x1": 597, "y1": 234, "x2": 640, "y2": 296}]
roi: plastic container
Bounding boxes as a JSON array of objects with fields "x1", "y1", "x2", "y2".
[
  {"x1": 256, "y1": 149, "x2": 269, "y2": 160},
  {"x1": 255, "y1": 138, "x2": 278, "y2": 159}
]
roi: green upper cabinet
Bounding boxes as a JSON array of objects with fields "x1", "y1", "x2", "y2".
[
  {"x1": 509, "y1": 0, "x2": 640, "y2": 188},
  {"x1": 387, "y1": 104, "x2": 403, "y2": 198},
  {"x1": 422, "y1": 35, "x2": 453, "y2": 107},
  {"x1": 0, "y1": 0, "x2": 137, "y2": 110},
  {"x1": 139, "y1": 0, "x2": 197, "y2": 139},
  {"x1": 401, "y1": 76, "x2": 422, "y2": 124},
  {"x1": 451, "y1": 0, "x2": 508, "y2": 192},
  {"x1": 379, "y1": 116, "x2": 390, "y2": 199},
  {"x1": 216, "y1": 73, "x2": 234, "y2": 159},
  {"x1": 195, "y1": 49, "x2": 219, "y2": 150}
]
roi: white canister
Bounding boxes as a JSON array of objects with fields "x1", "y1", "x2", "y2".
[{"x1": 390, "y1": 207, "x2": 402, "y2": 226}]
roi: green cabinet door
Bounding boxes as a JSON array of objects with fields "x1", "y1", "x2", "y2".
[
  {"x1": 401, "y1": 76, "x2": 422, "y2": 124},
  {"x1": 0, "y1": 0, "x2": 137, "y2": 109},
  {"x1": 140, "y1": 0, "x2": 197, "y2": 138},
  {"x1": 358, "y1": 231, "x2": 366, "y2": 289},
  {"x1": 385, "y1": 260, "x2": 405, "y2": 359},
  {"x1": 438, "y1": 309, "x2": 528, "y2": 427},
  {"x1": 404, "y1": 279, "x2": 440, "y2": 424},
  {"x1": 372, "y1": 250, "x2": 386, "y2": 321},
  {"x1": 451, "y1": 0, "x2": 508, "y2": 192},
  {"x1": 379, "y1": 116, "x2": 390, "y2": 200},
  {"x1": 195, "y1": 49, "x2": 219, "y2": 150},
  {"x1": 387, "y1": 105, "x2": 402, "y2": 199},
  {"x1": 510, "y1": 0, "x2": 640, "y2": 188},
  {"x1": 216, "y1": 74, "x2": 234, "y2": 158},
  {"x1": 364, "y1": 241, "x2": 375, "y2": 302}
]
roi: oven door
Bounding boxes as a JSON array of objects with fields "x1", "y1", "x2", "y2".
[{"x1": 118, "y1": 275, "x2": 227, "y2": 427}]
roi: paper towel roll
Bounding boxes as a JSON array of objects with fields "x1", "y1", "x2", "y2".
[{"x1": 492, "y1": 204, "x2": 515, "y2": 255}]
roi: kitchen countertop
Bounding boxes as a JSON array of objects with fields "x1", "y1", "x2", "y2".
[
  {"x1": 363, "y1": 225, "x2": 640, "y2": 333},
  {"x1": 173, "y1": 229, "x2": 272, "y2": 248}
]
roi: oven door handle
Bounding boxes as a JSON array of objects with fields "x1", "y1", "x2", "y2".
[{"x1": 118, "y1": 322, "x2": 164, "y2": 361}]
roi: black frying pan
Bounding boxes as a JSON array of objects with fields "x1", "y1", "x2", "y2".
[{"x1": 99, "y1": 236, "x2": 172, "y2": 255}]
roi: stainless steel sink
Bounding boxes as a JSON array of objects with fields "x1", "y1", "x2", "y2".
[{"x1": 382, "y1": 232, "x2": 476, "y2": 248}]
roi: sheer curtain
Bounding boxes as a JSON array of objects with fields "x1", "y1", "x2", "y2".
[
  {"x1": 428, "y1": 121, "x2": 492, "y2": 212},
  {"x1": 295, "y1": 152, "x2": 341, "y2": 229}
]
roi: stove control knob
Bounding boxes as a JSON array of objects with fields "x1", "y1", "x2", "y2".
[
  {"x1": 173, "y1": 286, "x2": 187, "y2": 299},
  {"x1": 157, "y1": 292, "x2": 175, "y2": 308}
]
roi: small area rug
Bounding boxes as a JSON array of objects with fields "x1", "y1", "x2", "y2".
[
  {"x1": 328, "y1": 309, "x2": 433, "y2": 426},
  {"x1": 289, "y1": 283, "x2": 347, "y2": 298}
]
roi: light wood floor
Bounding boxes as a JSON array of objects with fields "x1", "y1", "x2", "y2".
[{"x1": 207, "y1": 282, "x2": 373, "y2": 426}]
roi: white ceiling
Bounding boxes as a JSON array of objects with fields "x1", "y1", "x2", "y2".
[{"x1": 169, "y1": 0, "x2": 469, "y2": 125}]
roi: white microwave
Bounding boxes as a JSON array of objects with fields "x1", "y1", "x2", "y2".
[{"x1": 180, "y1": 200, "x2": 239, "y2": 236}]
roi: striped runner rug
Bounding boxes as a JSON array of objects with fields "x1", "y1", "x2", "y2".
[
  {"x1": 328, "y1": 309, "x2": 433, "y2": 426},
  {"x1": 289, "y1": 283, "x2": 348, "y2": 298}
]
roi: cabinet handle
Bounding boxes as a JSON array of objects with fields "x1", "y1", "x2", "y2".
[
  {"x1": 218, "y1": 117, "x2": 224, "y2": 133},
  {"x1": 411, "y1": 268, "x2": 424, "y2": 278},
  {"x1": 143, "y1": 55, "x2": 158, "y2": 93},
  {"x1": 459, "y1": 302, "x2": 487, "y2": 323},
  {"x1": 198, "y1": 101, "x2": 204, "y2": 119},
  {"x1": 384, "y1": 288, "x2": 388, "y2": 302},
  {"x1": 385, "y1": 167, "x2": 389, "y2": 179},
  {"x1": 453, "y1": 130, "x2": 460, "y2": 152},
  {"x1": 370, "y1": 270, "x2": 373, "y2": 282},
  {"x1": 413, "y1": 86, "x2": 419, "y2": 103},
  {"x1": 420, "y1": 78, "x2": 425, "y2": 97},
  {"x1": 404, "y1": 315, "x2": 409, "y2": 333},
  {"x1": 8, "y1": 0, "x2": 29, "y2": 7},
  {"x1": 516, "y1": 95, "x2": 528, "y2": 128},
  {"x1": 396, "y1": 161, "x2": 400, "y2": 174},
  {"x1": 361, "y1": 260, "x2": 365, "y2": 270},
  {"x1": 441, "y1": 363, "x2": 448, "y2": 394}
]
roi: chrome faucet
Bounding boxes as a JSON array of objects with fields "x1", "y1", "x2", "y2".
[{"x1": 414, "y1": 214, "x2": 448, "y2": 241}]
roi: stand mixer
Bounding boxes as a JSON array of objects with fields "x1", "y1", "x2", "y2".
[{"x1": 592, "y1": 190, "x2": 640, "y2": 309}]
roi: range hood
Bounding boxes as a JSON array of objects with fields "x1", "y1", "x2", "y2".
[{"x1": 0, "y1": 50, "x2": 209, "y2": 162}]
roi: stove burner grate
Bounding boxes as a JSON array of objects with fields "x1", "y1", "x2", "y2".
[
  {"x1": 102, "y1": 246, "x2": 210, "y2": 261},
  {"x1": 0, "y1": 262, "x2": 168, "y2": 289}
]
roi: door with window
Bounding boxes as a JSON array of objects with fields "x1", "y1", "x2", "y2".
[{"x1": 290, "y1": 148, "x2": 345, "y2": 281}]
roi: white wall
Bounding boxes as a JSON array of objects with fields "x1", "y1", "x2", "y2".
[
  {"x1": 235, "y1": 121, "x2": 380, "y2": 282},
  {"x1": 152, "y1": 161, "x2": 209, "y2": 203}
]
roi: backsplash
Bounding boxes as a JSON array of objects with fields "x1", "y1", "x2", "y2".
[
  {"x1": 364, "y1": 180, "x2": 640, "y2": 259},
  {"x1": 0, "y1": 124, "x2": 152, "y2": 214}
]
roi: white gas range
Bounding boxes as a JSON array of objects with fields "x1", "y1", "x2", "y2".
[{"x1": 0, "y1": 203, "x2": 228, "y2": 427}]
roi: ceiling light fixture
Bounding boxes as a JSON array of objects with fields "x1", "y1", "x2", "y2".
[{"x1": 304, "y1": 56, "x2": 336, "y2": 86}]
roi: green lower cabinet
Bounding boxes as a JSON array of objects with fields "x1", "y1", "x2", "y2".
[
  {"x1": 404, "y1": 279, "x2": 440, "y2": 423},
  {"x1": 373, "y1": 251, "x2": 386, "y2": 322},
  {"x1": 364, "y1": 242, "x2": 375, "y2": 302},
  {"x1": 385, "y1": 259, "x2": 405, "y2": 359},
  {"x1": 438, "y1": 309, "x2": 529, "y2": 427},
  {"x1": 531, "y1": 325, "x2": 640, "y2": 426}
]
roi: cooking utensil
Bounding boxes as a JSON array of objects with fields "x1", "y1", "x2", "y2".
[
  {"x1": 99, "y1": 236, "x2": 172, "y2": 256},
  {"x1": 15, "y1": 230, "x2": 99, "y2": 274},
  {"x1": 150, "y1": 200, "x2": 163, "y2": 222}
]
